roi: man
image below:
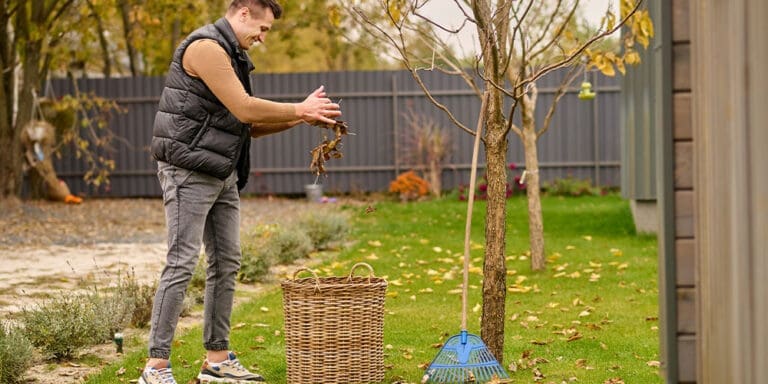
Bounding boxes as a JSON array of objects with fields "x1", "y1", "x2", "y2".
[{"x1": 141, "y1": 1, "x2": 341, "y2": 383}]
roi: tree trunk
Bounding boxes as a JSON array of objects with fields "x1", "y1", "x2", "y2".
[
  {"x1": 522, "y1": 127, "x2": 546, "y2": 270},
  {"x1": 0, "y1": 126, "x2": 24, "y2": 198},
  {"x1": 480, "y1": 117, "x2": 508, "y2": 363},
  {"x1": 118, "y1": 0, "x2": 139, "y2": 76}
]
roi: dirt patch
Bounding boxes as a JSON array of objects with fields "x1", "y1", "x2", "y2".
[{"x1": 0, "y1": 197, "x2": 348, "y2": 383}]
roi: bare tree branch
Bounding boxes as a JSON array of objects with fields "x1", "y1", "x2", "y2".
[
  {"x1": 517, "y1": 0, "x2": 643, "y2": 92},
  {"x1": 527, "y1": 0, "x2": 579, "y2": 64},
  {"x1": 538, "y1": 64, "x2": 581, "y2": 138}
]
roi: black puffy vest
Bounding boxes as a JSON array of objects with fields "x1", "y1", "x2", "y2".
[{"x1": 151, "y1": 18, "x2": 253, "y2": 189}]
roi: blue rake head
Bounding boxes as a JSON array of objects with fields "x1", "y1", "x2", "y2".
[{"x1": 423, "y1": 331, "x2": 509, "y2": 383}]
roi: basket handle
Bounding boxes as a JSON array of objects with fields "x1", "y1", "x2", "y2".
[
  {"x1": 292, "y1": 267, "x2": 322, "y2": 292},
  {"x1": 347, "y1": 262, "x2": 375, "y2": 282}
]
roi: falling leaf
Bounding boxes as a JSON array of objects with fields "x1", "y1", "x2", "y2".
[
  {"x1": 368, "y1": 240, "x2": 382, "y2": 247},
  {"x1": 610, "y1": 248, "x2": 623, "y2": 256},
  {"x1": 432, "y1": 246, "x2": 443, "y2": 253},
  {"x1": 390, "y1": 279, "x2": 403, "y2": 286},
  {"x1": 530, "y1": 339, "x2": 551, "y2": 345},
  {"x1": 419, "y1": 239, "x2": 430, "y2": 244},
  {"x1": 260, "y1": 307, "x2": 269, "y2": 312},
  {"x1": 578, "y1": 310, "x2": 592, "y2": 317},
  {"x1": 419, "y1": 288, "x2": 433, "y2": 293},
  {"x1": 233, "y1": 322, "x2": 247, "y2": 329},
  {"x1": 472, "y1": 303, "x2": 481, "y2": 313},
  {"x1": 254, "y1": 336, "x2": 265, "y2": 343},
  {"x1": 115, "y1": 367, "x2": 126, "y2": 376},
  {"x1": 566, "y1": 245, "x2": 576, "y2": 250},
  {"x1": 582, "y1": 235, "x2": 593, "y2": 241},
  {"x1": 366, "y1": 253, "x2": 379, "y2": 260},
  {"x1": 647, "y1": 361, "x2": 661, "y2": 367},
  {"x1": 604, "y1": 378, "x2": 625, "y2": 384},
  {"x1": 431, "y1": 343, "x2": 444, "y2": 349}
]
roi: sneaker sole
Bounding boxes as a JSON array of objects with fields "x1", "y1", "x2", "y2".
[{"x1": 196, "y1": 373, "x2": 265, "y2": 383}]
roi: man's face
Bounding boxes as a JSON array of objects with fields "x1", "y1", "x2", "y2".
[{"x1": 235, "y1": 7, "x2": 274, "y2": 49}]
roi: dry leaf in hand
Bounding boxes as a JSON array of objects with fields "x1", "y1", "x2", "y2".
[{"x1": 309, "y1": 120, "x2": 349, "y2": 176}]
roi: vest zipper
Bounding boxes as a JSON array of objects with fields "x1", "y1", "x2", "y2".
[{"x1": 188, "y1": 114, "x2": 212, "y2": 150}]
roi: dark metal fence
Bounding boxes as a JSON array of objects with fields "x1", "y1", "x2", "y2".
[{"x1": 49, "y1": 69, "x2": 620, "y2": 197}]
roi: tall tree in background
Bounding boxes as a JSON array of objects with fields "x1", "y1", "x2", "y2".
[
  {"x1": 0, "y1": 0, "x2": 77, "y2": 199},
  {"x1": 343, "y1": 0, "x2": 653, "y2": 361}
]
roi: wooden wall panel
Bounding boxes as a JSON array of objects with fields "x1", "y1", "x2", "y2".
[
  {"x1": 675, "y1": 142, "x2": 694, "y2": 189},
  {"x1": 678, "y1": 335, "x2": 697, "y2": 383},
  {"x1": 675, "y1": 191, "x2": 695, "y2": 238},
  {"x1": 677, "y1": 288, "x2": 696, "y2": 333},
  {"x1": 676, "y1": 239, "x2": 696, "y2": 286},
  {"x1": 673, "y1": 45, "x2": 691, "y2": 92},
  {"x1": 673, "y1": 0, "x2": 691, "y2": 42},
  {"x1": 674, "y1": 93, "x2": 692, "y2": 140}
]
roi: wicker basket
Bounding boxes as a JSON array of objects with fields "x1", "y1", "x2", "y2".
[{"x1": 281, "y1": 263, "x2": 387, "y2": 384}]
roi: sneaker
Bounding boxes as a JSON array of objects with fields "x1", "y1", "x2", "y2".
[
  {"x1": 139, "y1": 364, "x2": 177, "y2": 384},
  {"x1": 197, "y1": 352, "x2": 265, "y2": 383}
]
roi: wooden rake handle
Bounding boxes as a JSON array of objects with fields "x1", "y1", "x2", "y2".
[{"x1": 462, "y1": 92, "x2": 488, "y2": 331}]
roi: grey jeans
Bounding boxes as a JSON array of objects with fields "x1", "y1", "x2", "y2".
[{"x1": 149, "y1": 161, "x2": 241, "y2": 359}]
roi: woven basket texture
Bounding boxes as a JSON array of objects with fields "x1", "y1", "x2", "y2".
[{"x1": 281, "y1": 264, "x2": 387, "y2": 384}]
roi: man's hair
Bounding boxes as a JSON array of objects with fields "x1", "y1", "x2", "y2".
[{"x1": 228, "y1": 0, "x2": 283, "y2": 19}]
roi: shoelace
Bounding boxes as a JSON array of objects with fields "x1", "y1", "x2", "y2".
[
  {"x1": 224, "y1": 358, "x2": 248, "y2": 373},
  {"x1": 151, "y1": 367, "x2": 176, "y2": 384}
]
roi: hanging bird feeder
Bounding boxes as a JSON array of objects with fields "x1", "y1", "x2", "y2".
[
  {"x1": 578, "y1": 55, "x2": 597, "y2": 100},
  {"x1": 578, "y1": 80, "x2": 596, "y2": 100}
]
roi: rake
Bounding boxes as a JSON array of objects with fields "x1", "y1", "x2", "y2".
[{"x1": 423, "y1": 94, "x2": 509, "y2": 384}]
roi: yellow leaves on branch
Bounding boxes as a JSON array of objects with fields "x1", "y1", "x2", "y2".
[{"x1": 588, "y1": 2, "x2": 654, "y2": 77}]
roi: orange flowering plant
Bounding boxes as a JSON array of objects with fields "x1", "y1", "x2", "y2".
[{"x1": 389, "y1": 170, "x2": 430, "y2": 202}]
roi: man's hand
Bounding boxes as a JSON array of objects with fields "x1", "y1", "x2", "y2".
[{"x1": 297, "y1": 86, "x2": 341, "y2": 125}]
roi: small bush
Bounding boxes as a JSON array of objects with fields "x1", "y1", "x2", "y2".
[
  {"x1": 88, "y1": 272, "x2": 138, "y2": 343},
  {"x1": 297, "y1": 211, "x2": 350, "y2": 250},
  {"x1": 0, "y1": 322, "x2": 34, "y2": 384},
  {"x1": 270, "y1": 225, "x2": 314, "y2": 264},
  {"x1": 543, "y1": 176, "x2": 597, "y2": 197},
  {"x1": 19, "y1": 293, "x2": 103, "y2": 360},
  {"x1": 130, "y1": 280, "x2": 158, "y2": 329},
  {"x1": 389, "y1": 171, "x2": 430, "y2": 202},
  {"x1": 239, "y1": 240, "x2": 273, "y2": 283}
]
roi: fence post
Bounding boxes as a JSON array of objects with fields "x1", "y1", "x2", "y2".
[
  {"x1": 392, "y1": 74, "x2": 400, "y2": 179},
  {"x1": 592, "y1": 71, "x2": 601, "y2": 187}
]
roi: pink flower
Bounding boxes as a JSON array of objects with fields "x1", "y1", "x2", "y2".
[{"x1": 508, "y1": 163, "x2": 517, "y2": 170}]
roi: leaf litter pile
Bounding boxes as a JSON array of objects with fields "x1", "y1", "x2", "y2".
[{"x1": 309, "y1": 120, "x2": 350, "y2": 176}]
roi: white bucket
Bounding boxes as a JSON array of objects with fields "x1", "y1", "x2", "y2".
[{"x1": 304, "y1": 184, "x2": 323, "y2": 202}]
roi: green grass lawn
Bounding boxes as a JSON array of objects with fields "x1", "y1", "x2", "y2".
[{"x1": 84, "y1": 194, "x2": 660, "y2": 384}]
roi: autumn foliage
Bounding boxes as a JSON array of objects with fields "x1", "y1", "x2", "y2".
[{"x1": 389, "y1": 171, "x2": 430, "y2": 202}]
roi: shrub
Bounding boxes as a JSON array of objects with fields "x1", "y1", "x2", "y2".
[
  {"x1": 0, "y1": 322, "x2": 34, "y2": 384},
  {"x1": 19, "y1": 293, "x2": 103, "y2": 360},
  {"x1": 389, "y1": 171, "x2": 430, "y2": 202},
  {"x1": 269, "y1": 225, "x2": 314, "y2": 265},
  {"x1": 400, "y1": 109, "x2": 453, "y2": 197},
  {"x1": 297, "y1": 211, "x2": 350, "y2": 250},
  {"x1": 238, "y1": 225, "x2": 277, "y2": 283},
  {"x1": 88, "y1": 271, "x2": 138, "y2": 343},
  {"x1": 543, "y1": 176, "x2": 597, "y2": 197},
  {"x1": 130, "y1": 280, "x2": 158, "y2": 329}
]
